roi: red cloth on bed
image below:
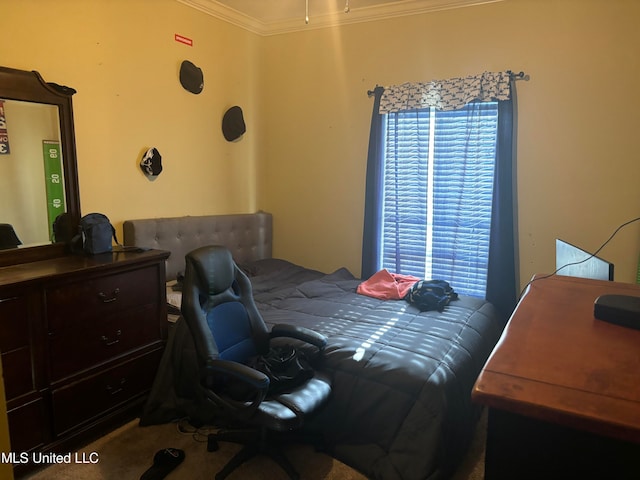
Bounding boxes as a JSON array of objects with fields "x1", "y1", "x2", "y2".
[{"x1": 357, "y1": 269, "x2": 420, "y2": 300}]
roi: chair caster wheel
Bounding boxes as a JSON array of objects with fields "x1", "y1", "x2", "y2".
[{"x1": 207, "y1": 437, "x2": 219, "y2": 452}]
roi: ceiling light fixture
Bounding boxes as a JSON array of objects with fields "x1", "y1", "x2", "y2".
[{"x1": 305, "y1": 0, "x2": 351, "y2": 25}]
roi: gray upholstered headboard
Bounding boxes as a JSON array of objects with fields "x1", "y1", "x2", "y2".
[{"x1": 123, "y1": 212, "x2": 272, "y2": 281}]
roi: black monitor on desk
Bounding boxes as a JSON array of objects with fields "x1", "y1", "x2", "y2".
[{"x1": 555, "y1": 238, "x2": 614, "y2": 281}]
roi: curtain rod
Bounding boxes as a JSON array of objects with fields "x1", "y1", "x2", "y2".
[
  {"x1": 367, "y1": 85, "x2": 381, "y2": 97},
  {"x1": 507, "y1": 70, "x2": 529, "y2": 80},
  {"x1": 367, "y1": 70, "x2": 529, "y2": 97}
]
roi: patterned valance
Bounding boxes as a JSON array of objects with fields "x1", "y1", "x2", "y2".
[{"x1": 379, "y1": 71, "x2": 511, "y2": 113}]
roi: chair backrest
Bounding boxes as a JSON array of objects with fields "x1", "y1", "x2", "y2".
[{"x1": 181, "y1": 245, "x2": 270, "y2": 366}]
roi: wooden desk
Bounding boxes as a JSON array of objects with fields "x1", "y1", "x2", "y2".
[{"x1": 472, "y1": 274, "x2": 640, "y2": 479}]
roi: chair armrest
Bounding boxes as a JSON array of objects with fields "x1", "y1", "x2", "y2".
[
  {"x1": 204, "y1": 358, "x2": 270, "y2": 391},
  {"x1": 270, "y1": 323, "x2": 327, "y2": 350},
  {"x1": 201, "y1": 359, "x2": 269, "y2": 418}
]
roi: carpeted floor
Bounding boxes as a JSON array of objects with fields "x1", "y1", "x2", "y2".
[
  {"x1": 451, "y1": 409, "x2": 486, "y2": 480},
  {"x1": 23, "y1": 411, "x2": 486, "y2": 480}
]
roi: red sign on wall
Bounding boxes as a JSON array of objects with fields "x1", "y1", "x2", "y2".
[
  {"x1": 175, "y1": 34, "x2": 193, "y2": 46},
  {"x1": 0, "y1": 100, "x2": 10, "y2": 155}
]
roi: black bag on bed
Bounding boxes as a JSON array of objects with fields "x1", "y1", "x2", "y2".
[
  {"x1": 249, "y1": 345, "x2": 314, "y2": 395},
  {"x1": 405, "y1": 279, "x2": 458, "y2": 312}
]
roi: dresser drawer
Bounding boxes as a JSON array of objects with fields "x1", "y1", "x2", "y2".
[
  {"x1": 51, "y1": 349, "x2": 162, "y2": 436},
  {"x1": 49, "y1": 304, "x2": 161, "y2": 381},
  {"x1": 2, "y1": 347, "x2": 34, "y2": 400},
  {"x1": 7, "y1": 397, "x2": 48, "y2": 452},
  {"x1": 46, "y1": 265, "x2": 160, "y2": 333},
  {"x1": 0, "y1": 294, "x2": 30, "y2": 352},
  {"x1": 0, "y1": 294, "x2": 36, "y2": 400}
]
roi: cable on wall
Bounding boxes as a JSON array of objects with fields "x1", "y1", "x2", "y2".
[{"x1": 519, "y1": 216, "x2": 640, "y2": 298}]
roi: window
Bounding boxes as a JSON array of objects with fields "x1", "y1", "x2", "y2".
[
  {"x1": 380, "y1": 102, "x2": 499, "y2": 297},
  {"x1": 363, "y1": 72, "x2": 518, "y2": 316}
]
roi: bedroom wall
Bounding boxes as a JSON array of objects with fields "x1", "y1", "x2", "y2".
[
  {"x1": 2, "y1": 0, "x2": 262, "y2": 234},
  {"x1": 259, "y1": 0, "x2": 640, "y2": 288},
  {"x1": 2, "y1": 0, "x2": 639, "y2": 289}
]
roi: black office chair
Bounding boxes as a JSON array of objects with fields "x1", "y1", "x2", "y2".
[
  {"x1": 181, "y1": 245, "x2": 331, "y2": 480},
  {"x1": 0, "y1": 223, "x2": 21, "y2": 250}
]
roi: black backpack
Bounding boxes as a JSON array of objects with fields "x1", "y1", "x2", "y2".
[
  {"x1": 52, "y1": 212, "x2": 76, "y2": 244},
  {"x1": 405, "y1": 280, "x2": 458, "y2": 312},
  {"x1": 72, "y1": 213, "x2": 118, "y2": 255}
]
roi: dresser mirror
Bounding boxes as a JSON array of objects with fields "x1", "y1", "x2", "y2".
[{"x1": 0, "y1": 66, "x2": 81, "y2": 267}]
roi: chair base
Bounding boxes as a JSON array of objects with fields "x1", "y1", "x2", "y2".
[{"x1": 208, "y1": 428, "x2": 300, "y2": 480}]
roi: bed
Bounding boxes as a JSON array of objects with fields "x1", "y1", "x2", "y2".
[{"x1": 123, "y1": 212, "x2": 505, "y2": 480}]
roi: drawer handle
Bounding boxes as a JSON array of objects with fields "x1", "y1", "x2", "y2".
[
  {"x1": 98, "y1": 288, "x2": 120, "y2": 303},
  {"x1": 0, "y1": 296, "x2": 20, "y2": 304},
  {"x1": 106, "y1": 378, "x2": 126, "y2": 396},
  {"x1": 101, "y1": 329, "x2": 122, "y2": 346}
]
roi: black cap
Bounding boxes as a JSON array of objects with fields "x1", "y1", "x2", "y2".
[
  {"x1": 179, "y1": 60, "x2": 203, "y2": 94},
  {"x1": 140, "y1": 147, "x2": 163, "y2": 177},
  {"x1": 222, "y1": 106, "x2": 246, "y2": 141}
]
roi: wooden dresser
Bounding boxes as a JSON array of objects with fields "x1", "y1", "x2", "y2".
[{"x1": 0, "y1": 249, "x2": 169, "y2": 476}]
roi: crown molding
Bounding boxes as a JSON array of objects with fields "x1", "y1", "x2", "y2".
[{"x1": 177, "y1": 0, "x2": 505, "y2": 36}]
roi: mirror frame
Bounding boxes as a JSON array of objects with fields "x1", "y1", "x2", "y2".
[{"x1": 0, "y1": 66, "x2": 81, "y2": 267}]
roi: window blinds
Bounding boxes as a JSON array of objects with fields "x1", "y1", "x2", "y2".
[{"x1": 380, "y1": 102, "x2": 498, "y2": 297}]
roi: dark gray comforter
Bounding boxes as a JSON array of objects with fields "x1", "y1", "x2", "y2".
[
  {"x1": 246, "y1": 259, "x2": 504, "y2": 480},
  {"x1": 141, "y1": 258, "x2": 504, "y2": 480}
]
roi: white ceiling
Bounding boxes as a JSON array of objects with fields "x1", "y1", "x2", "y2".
[{"x1": 178, "y1": 0, "x2": 505, "y2": 35}]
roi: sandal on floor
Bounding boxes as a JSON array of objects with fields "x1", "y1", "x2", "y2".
[{"x1": 140, "y1": 448, "x2": 185, "y2": 480}]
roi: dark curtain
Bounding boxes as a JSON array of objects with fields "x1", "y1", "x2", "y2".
[
  {"x1": 361, "y1": 88, "x2": 517, "y2": 320},
  {"x1": 486, "y1": 98, "x2": 517, "y2": 319},
  {"x1": 361, "y1": 86, "x2": 385, "y2": 280}
]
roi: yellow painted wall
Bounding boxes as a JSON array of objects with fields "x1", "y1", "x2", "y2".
[
  {"x1": 3, "y1": 0, "x2": 262, "y2": 231},
  {"x1": 259, "y1": 0, "x2": 640, "y2": 287},
  {"x1": 1, "y1": 0, "x2": 639, "y2": 288}
]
